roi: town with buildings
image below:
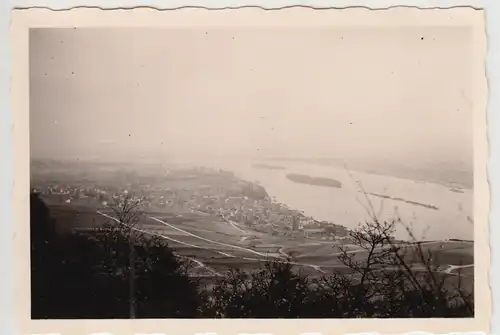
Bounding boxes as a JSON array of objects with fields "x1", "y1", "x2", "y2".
[{"x1": 31, "y1": 163, "x2": 350, "y2": 241}]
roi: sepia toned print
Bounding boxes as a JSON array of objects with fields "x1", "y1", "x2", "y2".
[{"x1": 12, "y1": 7, "x2": 489, "y2": 335}]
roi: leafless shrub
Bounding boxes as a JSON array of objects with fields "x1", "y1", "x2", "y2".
[{"x1": 332, "y1": 175, "x2": 474, "y2": 317}]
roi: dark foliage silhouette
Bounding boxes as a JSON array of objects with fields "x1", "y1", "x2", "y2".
[
  {"x1": 207, "y1": 261, "x2": 310, "y2": 318},
  {"x1": 30, "y1": 192, "x2": 203, "y2": 319}
]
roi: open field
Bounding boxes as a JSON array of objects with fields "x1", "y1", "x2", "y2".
[{"x1": 46, "y1": 202, "x2": 474, "y2": 288}]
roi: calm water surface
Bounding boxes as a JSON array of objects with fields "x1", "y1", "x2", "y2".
[{"x1": 173, "y1": 158, "x2": 473, "y2": 241}]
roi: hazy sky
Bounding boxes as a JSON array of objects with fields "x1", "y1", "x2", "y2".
[{"x1": 30, "y1": 27, "x2": 474, "y2": 168}]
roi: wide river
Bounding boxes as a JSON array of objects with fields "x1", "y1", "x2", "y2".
[{"x1": 172, "y1": 158, "x2": 473, "y2": 241}]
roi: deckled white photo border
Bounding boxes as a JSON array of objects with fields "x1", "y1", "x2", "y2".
[{"x1": 9, "y1": 6, "x2": 490, "y2": 335}]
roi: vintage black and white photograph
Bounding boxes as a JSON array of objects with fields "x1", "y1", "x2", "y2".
[{"x1": 22, "y1": 8, "x2": 488, "y2": 324}]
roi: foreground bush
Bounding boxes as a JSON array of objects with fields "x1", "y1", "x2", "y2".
[{"x1": 30, "y1": 193, "x2": 203, "y2": 318}]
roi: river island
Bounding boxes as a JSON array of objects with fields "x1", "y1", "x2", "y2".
[{"x1": 286, "y1": 173, "x2": 342, "y2": 188}]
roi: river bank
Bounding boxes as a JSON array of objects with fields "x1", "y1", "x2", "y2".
[{"x1": 181, "y1": 158, "x2": 473, "y2": 242}]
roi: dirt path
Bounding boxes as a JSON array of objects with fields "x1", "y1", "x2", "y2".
[
  {"x1": 238, "y1": 236, "x2": 250, "y2": 243},
  {"x1": 441, "y1": 264, "x2": 474, "y2": 274},
  {"x1": 222, "y1": 219, "x2": 247, "y2": 234},
  {"x1": 278, "y1": 247, "x2": 290, "y2": 258}
]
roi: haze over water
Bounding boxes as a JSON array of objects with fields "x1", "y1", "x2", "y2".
[{"x1": 30, "y1": 28, "x2": 475, "y2": 241}]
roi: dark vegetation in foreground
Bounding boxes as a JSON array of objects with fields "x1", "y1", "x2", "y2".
[{"x1": 31, "y1": 192, "x2": 473, "y2": 319}]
